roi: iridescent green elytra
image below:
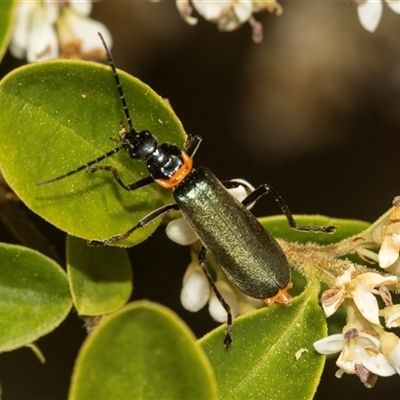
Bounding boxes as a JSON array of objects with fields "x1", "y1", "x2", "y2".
[{"x1": 174, "y1": 167, "x2": 291, "y2": 300}]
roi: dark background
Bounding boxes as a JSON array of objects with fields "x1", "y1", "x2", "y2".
[{"x1": 1, "y1": 1, "x2": 400, "y2": 398}]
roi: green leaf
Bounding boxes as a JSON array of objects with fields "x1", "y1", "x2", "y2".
[
  {"x1": 0, "y1": 0, "x2": 15, "y2": 62},
  {"x1": 258, "y1": 215, "x2": 369, "y2": 304},
  {"x1": 199, "y1": 279, "x2": 326, "y2": 400},
  {"x1": 259, "y1": 215, "x2": 370, "y2": 244},
  {"x1": 66, "y1": 236, "x2": 132, "y2": 315},
  {"x1": 69, "y1": 301, "x2": 218, "y2": 400},
  {"x1": 0, "y1": 243, "x2": 72, "y2": 352},
  {"x1": 0, "y1": 60, "x2": 186, "y2": 246}
]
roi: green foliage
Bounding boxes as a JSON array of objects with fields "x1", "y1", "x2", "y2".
[
  {"x1": 0, "y1": 243, "x2": 71, "y2": 352},
  {"x1": 67, "y1": 236, "x2": 132, "y2": 315},
  {"x1": 69, "y1": 301, "x2": 218, "y2": 400},
  {"x1": 0, "y1": 0, "x2": 15, "y2": 62},
  {"x1": 0, "y1": 60, "x2": 186, "y2": 246}
]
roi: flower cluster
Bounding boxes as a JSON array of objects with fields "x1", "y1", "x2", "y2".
[
  {"x1": 313, "y1": 202, "x2": 400, "y2": 387},
  {"x1": 10, "y1": 0, "x2": 111, "y2": 62},
  {"x1": 174, "y1": 0, "x2": 400, "y2": 39},
  {"x1": 314, "y1": 266, "x2": 399, "y2": 386},
  {"x1": 314, "y1": 324, "x2": 397, "y2": 387},
  {"x1": 372, "y1": 200, "x2": 400, "y2": 275},
  {"x1": 176, "y1": 0, "x2": 282, "y2": 43}
]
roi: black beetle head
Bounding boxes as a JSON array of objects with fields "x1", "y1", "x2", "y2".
[{"x1": 121, "y1": 130, "x2": 158, "y2": 161}]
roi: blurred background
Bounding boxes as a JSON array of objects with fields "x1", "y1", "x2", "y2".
[{"x1": 1, "y1": 1, "x2": 400, "y2": 398}]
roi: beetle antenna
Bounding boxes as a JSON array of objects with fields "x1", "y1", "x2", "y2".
[
  {"x1": 98, "y1": 32, "x2": 136, "y2": 134},
  {"x1": 35, "y1": 146, "x2": 122, "y2": 186}
]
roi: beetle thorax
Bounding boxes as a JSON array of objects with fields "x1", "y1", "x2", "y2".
[{"x1": 147, "y1": 143, "x2": 185, "y2": 180}]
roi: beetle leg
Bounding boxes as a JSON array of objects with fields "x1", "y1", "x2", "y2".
[
  {"x1": 184, "y1": 135, "x2": 202, "y2": 157},
  {"x1": 241, "y1": 184, "x2": 336, "y2": 234},
  {"x1": 222, "y1": 179, "x2": 253, "y2": 196},
  {"x1": 198, "y1": 246, "x2": 233, "y2": 348},
  {"x1": 86, "y1": 164, "x2": 154, "y2": 191},
  {"x1": 88, "y1": 203, "x2": 179, "y2": 246}
]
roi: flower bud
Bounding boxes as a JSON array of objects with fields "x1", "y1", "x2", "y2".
[
  {"x1": 166, "y1": 218, "x2": 198, "y2": 246},
  {"x1": 208, "y1": 281, "x2": 239, "y2": 323},
  {"x1": 180, "y1": 265, "x2": 210, "y2": 312}
]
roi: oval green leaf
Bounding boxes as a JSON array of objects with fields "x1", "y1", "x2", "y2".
[
  {"x1": 0, "y1": 0, "x2": 15, "y2": 62},
  {"x1": 66, "y1": 235, "x2": 132, "y2": 315},
  {"x1": 0, "y1": 60, "x2": 186, "y2": 246},
  {"x1": 259, "y1": 215, "x2": 370, "y2": 245},
  {"x1": 0, "y1": 243, "x2": 72, "y2": 352},
  {"x1": 199, "y1": 279, "x2": 326, "y2": 400},
  {"x1": 69, "y1": 301, "x2": 218, "y2": 400}
]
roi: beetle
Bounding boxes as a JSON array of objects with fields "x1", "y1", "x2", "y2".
[{"x1": 36, "y1": 33, "x2": 336, "y2": 347}]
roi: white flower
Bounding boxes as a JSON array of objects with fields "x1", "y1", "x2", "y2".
[
  {"x1": 388, "y1": 0, "x2": 400, "y2": 12},
  {"x1": 320, "y1": 266, "x2": 397, "y2": 324},
  {"x1": 379, "y1": 234, "x2": 400, "y2": 268},
  {"x1": 192, "y1": 0, "x2": 253, "y2": 31},
  {"x1": 9, "y1": 0, "x2": 112, "y2": 62},
  {"x1": 166, "y1": 218, "x2": 198, "y2": 246},
  {"x1": 68, "y1": 0, "x2": 92, "y2": 16},
  {"x1": 380, "y1": 304, "x2": 400, "y2": 328},
  {"x1": 380, "y1": 332, "x2": 400, "y2": 374},
  {"x1": 320, "y1": 267, "x2": 352, "y2": 318},
  {"x1": 373, "y1": 206, "x2": 400, "y2": 269},
  {"x1": 176, "y1": 0, "x2": 282, "y2": 43},
  {"x1": 357, "y1": 0, "x2": 383, "y2": 32},
  {"x1": 57, "y1": 3, "x2": 112, "y2": 56},
  {"x1": 180, "y1": 262, "x2": 210, "y2": 311},
  {"x1": 314, "y1": 325, "x2": 396, "y2": 384},
  {"x1": 356, "y1": 0, "x2": 400, "y2": 33},
  {"x1": 10, "y1": 1, "x2": 58, "y2": 62},
  {"x1": 176, "y1": 0, "x2": 198, "y2": 25}
]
